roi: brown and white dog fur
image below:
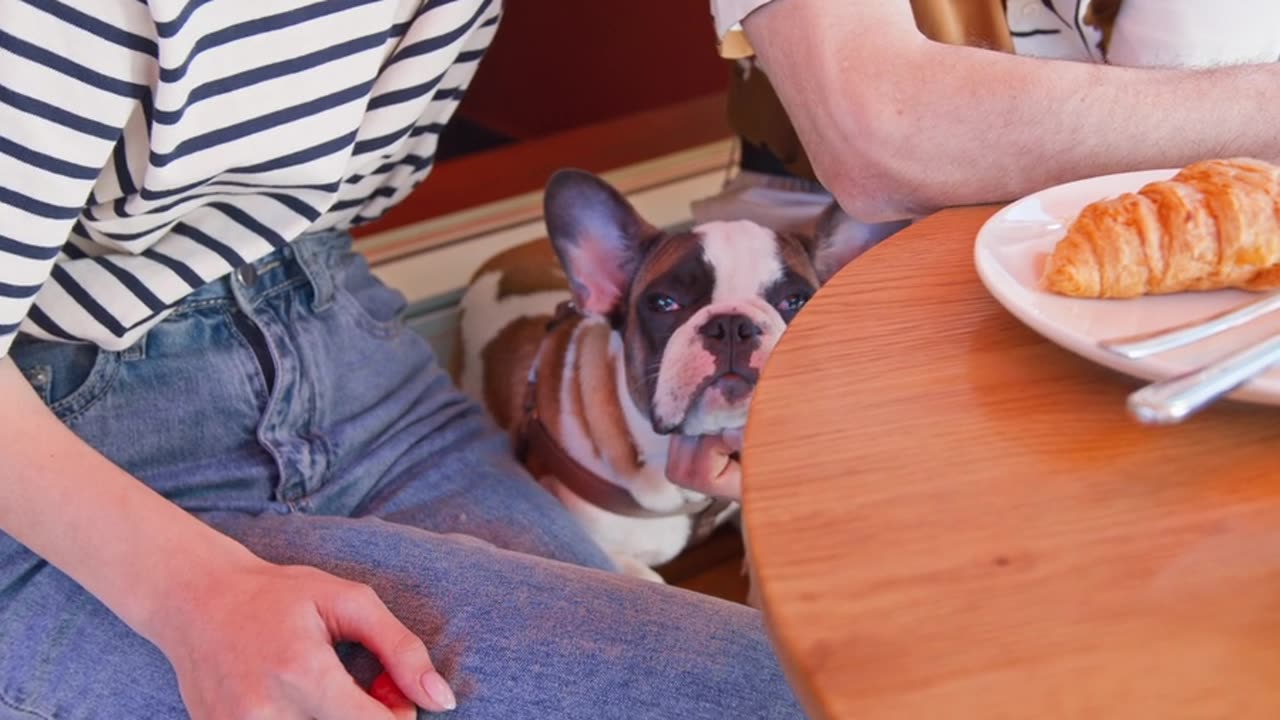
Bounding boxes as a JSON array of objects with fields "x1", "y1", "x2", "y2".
[{"x1": 451, "y1": 170, "x2": 864, "y2": 582}]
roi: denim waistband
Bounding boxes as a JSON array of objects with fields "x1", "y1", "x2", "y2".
[{"x1": 173, "y1": 229, "x2": 353, "y2": 315}]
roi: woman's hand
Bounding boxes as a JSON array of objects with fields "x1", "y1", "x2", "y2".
[
  {"x1": 153, "y1": 557, "x2": 456, "y2": 719},
  {"x1": 0, "y1": 360, "x2": 452, "y2": 718},
  {"x1": 665, "y1": 430, "x2": 744, "y2": 500}
]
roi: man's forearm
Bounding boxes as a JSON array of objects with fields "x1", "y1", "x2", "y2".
[
  {"x1": 744, "y1": 0, "x2": 1280, "y2": 221},
  {"x1": 0, "y1": 359, "x2": 255, "y2": 646}
]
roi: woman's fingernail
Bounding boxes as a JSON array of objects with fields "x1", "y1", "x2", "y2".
[{"x1": 421, "y1": 671, "x2": 457, "y2": 711}]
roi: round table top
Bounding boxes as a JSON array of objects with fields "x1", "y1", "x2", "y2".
[{"x1": 742, "y1": 205, "x2": 1280, "y2": 719}]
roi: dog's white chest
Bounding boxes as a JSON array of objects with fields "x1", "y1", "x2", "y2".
[{"x1": 547, "y1": 477, "x2": 698, "y2": 568}]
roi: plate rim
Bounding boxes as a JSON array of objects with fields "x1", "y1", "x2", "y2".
[{"x1": 972, "y1": 167, "x2": 1280, "y2": 407}]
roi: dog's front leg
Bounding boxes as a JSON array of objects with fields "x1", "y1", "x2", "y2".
[{"x1": 612, "y1": 553, "x2": 666, "y2": 584}]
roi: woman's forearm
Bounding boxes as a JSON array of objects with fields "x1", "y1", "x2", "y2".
[
  {"x1": 0, "y1": 358, "x2": 256, "y2": 647},
  {"x1": 0, "y1": 357, "x2": 457, "y2": 714}
]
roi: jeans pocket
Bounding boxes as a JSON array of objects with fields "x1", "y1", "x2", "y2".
[
  {"x1": 10, "y1": 340, "x2": 121, "y2": 424},
  {"x1": 334, "y1": 253, "x2": 408, "y2": 339}
]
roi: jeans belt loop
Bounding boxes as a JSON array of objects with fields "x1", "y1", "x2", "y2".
[{"x1": 292, "y1": 233, "x2": 338, "y2": 312}]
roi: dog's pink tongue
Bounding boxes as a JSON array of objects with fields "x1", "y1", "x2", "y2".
[{"x1": 664, "y1": 430, "x2": 745, "y2": 500}]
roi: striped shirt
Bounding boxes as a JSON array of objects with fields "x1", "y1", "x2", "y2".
[
  {"x1": 1004, "y1": 0, "x2": 1280, "y2": 66},
  {"x1": 711, "y1": 0, "x2": 1280, "y2": 64},
  {"x1": 0, "y1": 0, "x2": 501, "y2": 359}
]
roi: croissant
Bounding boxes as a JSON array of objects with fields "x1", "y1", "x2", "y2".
[{"x1": 1041, "y1": 157, "x2": 1280, "y2": 298}]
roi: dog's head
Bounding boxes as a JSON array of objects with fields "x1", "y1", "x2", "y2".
[{"x1": 544, "y1": 169, "x2": 860, "y2": 437}]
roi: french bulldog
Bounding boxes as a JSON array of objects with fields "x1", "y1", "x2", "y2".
[{"x1": 451, "y1": 169, "x2": 868, "y2": 582}]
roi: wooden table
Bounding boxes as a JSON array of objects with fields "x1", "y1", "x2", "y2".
[{"x1": 742, "y1": 205, "x2": 1280, "y2": 719}]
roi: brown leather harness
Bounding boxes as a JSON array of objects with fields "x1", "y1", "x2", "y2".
[{"x1": 514, "y1": 300, "x2": 734, "y2": 547}]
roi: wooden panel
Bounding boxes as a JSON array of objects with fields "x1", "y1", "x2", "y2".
[
  {"x1": 352, "y1": 92, "x2": 731, "y2": 239},
  {"x1": 457, "y1": 0, "x2": 730, "y2": 139}
]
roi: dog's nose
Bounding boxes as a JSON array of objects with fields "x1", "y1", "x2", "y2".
[{"x1": 699, "y1": 314, "x2": 762, "y2": 344}]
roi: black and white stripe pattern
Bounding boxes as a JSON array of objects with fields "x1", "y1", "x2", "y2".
[
  {"x1": 0, "y1": 0, "x2": 500, "y2": 356},
  {"x1": 1006, "y1": 0, "x2": 1280, "y2": 65}
]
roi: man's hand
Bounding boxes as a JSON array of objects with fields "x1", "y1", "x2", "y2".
[
  {"x1": 666, "y1": 430, "x2": 744, "y2": 500},
  {"x1": 155, "y1": 557, "x2": 456, "y2": 719}
]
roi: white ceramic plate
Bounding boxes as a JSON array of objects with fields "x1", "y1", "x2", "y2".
[{"x1": 974, "y1": 168, "x2": 1280, "y2": 406}]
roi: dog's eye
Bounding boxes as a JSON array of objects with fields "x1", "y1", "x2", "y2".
[
  {"x1": 647, "y1": 294, "x2": 681, "y2": 313},
  {"x1": 778, "y1": 294, "x2": 809, "y2": 313}
]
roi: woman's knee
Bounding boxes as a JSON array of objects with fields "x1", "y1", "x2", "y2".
[{"x1": 211, "y1": 513, "x2": 804, "y2": 717}]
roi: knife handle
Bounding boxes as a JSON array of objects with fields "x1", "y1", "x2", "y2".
[{"x1": 1127, "y1": 334, "x2": 1280, "y2": 425}]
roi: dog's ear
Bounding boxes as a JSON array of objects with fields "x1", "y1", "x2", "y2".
[
  {"x1": 804, "y1": 202, "x2": 910, "y2": 283},
  {"x1": 544, "y1": 169, "x2": 660, "y2": 317}
]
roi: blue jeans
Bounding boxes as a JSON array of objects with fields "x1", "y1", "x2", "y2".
[{"x1": 0, "y1": 232, "x2": 804, "y2": 719}]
